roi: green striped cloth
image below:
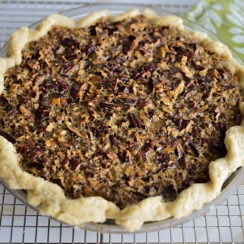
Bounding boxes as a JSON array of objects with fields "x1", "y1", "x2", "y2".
[{"x1": 185, "y1": 0, "x2": 244, "y2": 62}]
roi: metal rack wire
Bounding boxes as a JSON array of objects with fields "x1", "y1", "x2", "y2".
[
  {"x1": 0, "y1": 1, "x2": 243, "y2": 243},
  {"x1": 1, "y1": 184, "x2": 243, "y2": 243}
]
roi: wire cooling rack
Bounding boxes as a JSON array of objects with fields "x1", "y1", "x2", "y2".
[
  {"x1": 0, "y1": 1, "x2": 243, "y2": 243},
  {"x1": 0, "y1": 184, "x2": 243, "y2": 243}
]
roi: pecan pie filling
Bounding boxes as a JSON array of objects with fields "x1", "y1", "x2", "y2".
[{"x1": 0, "y1": 15, "x2": 242, "y2": 208}]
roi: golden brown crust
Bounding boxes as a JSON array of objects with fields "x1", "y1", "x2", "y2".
[{"x1": 0, "y1": 9, "x2": 243, "y2": 232}]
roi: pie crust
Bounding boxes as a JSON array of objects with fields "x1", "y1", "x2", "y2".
[{"x1": 0, "y1": 9, "x2": 243, "y2": 232}]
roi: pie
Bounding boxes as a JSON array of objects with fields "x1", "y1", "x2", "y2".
[{"x1": 0, "y1": 9, "x2": 243, "y2": 231}]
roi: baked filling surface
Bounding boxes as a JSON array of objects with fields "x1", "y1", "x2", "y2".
[{"x1": 0, "y1": 15, "x2": 242, "y2": 208}]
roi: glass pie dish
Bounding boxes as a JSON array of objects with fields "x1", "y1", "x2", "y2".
[{"x1": 0, "y1": 3, "x2": 243, "y2": 233}]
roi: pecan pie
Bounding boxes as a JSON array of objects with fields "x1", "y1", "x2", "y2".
[{"x1": 0, "y1": 9, "x2": 243, "y2": 231}]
